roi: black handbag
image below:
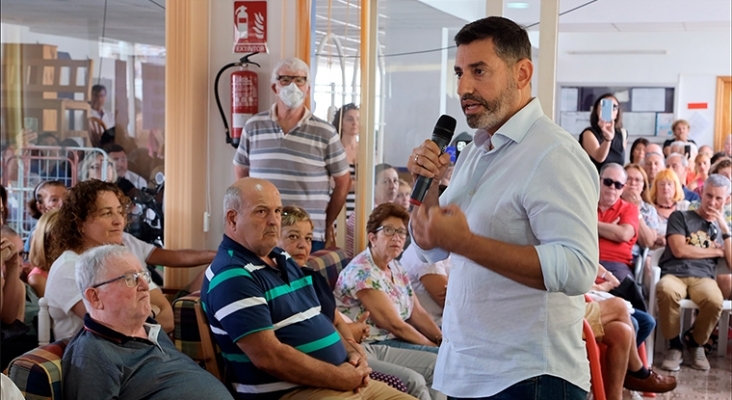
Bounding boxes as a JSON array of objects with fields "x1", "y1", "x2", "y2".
[
  {"x1": 1, "y1": 319, "x2": 30, "y2": 342},
  {"x1": 609, "y1": 276, "x2": 648, "y2": 312}
]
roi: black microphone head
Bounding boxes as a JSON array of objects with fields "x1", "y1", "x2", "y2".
[{"x1": 433, "y1": 115, "x2": 457, "y2": 142}]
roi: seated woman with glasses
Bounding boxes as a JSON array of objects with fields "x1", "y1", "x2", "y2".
[
  {"x1": 335, "y1": 203, "x2": 442, "y2": 354},
  {"x1": 278, "y1": 205, "x2": 446, "y2": 400},
  {"x1": 580, "y1": 93, "x2": 627, "y2": 173},
  {"x1": 45, "y1": 180, "x2": 172, "y2": 340}
]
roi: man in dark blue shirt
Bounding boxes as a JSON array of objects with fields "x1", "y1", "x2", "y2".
[{"x1": 201, "y1": 177, "x2": 410, "y2": 400}]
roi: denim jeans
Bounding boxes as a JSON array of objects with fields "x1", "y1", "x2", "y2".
[
  {"x1": 448, "y1": 375, "x2": 586, "y2": 400},
  {"x1": 631, "y1": 309, "x2": 656, "y2": 347},
  {"x1": 372, "y1": 339, "x2": 440, "y2": 354}
]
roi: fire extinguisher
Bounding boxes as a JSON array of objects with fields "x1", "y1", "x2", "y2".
[{"x1": 214, "y1": 52, "x2": 260, "y2": 148}]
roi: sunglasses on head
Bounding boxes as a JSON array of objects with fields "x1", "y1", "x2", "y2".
[{"x1": 602, "y1": 178, "x2": 625, "y2": 190}]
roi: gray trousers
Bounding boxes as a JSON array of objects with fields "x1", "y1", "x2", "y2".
[{"x1": 363, "y1": 343, "x2": 446, "y2": 400}]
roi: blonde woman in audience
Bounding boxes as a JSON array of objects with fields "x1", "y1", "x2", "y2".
[
  {"x1": 688, "y1": 153, "x2": 711, "y2": 194},
  {"x1": 395, "y1": 179, "x2": 412, "y2": 211},
  {"x1": 27, "y1": 209, "x2": 59, "y2": 297},
  {"x1": 78, "y1": 153, "x2": 116, "y2": 182},
  {"x1": 336, "y1": 203, "x2": 442, "y2": 354},
  {"x1": 649, "y1": 168, "x2": 690, "y2": 247},
  {"x1": 279, "y1": 205, "x2": 444, "y2": 400},
  {"x1": 46, "y1": 180, "x2": 174, "y2": 338}
]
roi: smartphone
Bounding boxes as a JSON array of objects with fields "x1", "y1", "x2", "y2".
[
  {"x1": 600, "y1": 99, "x2": 614, "y2": 122},
  {"x1": 684, "y1": 145, "x2": 691, "y2": 159}
]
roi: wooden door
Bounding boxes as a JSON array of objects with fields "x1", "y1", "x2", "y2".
[{"x1": 714, "y1": 76, "x2": 731, "y2": 151}]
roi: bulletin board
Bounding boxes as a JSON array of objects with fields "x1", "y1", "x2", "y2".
[{"x1": 558, "y1": 86, "x2": 675, "y2": 138}]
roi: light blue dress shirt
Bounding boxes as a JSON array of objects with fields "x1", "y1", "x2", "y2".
[{"x1": 414, "y1": 98, "x2": 599, "y2": 397}]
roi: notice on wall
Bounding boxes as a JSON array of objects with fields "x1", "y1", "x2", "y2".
[
  {"x1": 631, "y1": 88, "x2": 666, "y2": 112},
  {"x1": 655, "y1": 113, "x2": 674, "y2": 137},
  {"x1": 560, "y1": 88, "x2": 579, "y2": 111},
  {"x1": 233, "y1": 1, "x2": 268, "y2": 53},
  {"x1": 559, "y1": 111, "x2": 591, "y2": 136},
  {"x1": 623, "y1": 112, "x2": 657, "y2": 136}
]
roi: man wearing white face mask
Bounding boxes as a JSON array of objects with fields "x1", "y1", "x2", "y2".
[{"x1": 233, "y1": 57, "x2": 350, "y2": 252}]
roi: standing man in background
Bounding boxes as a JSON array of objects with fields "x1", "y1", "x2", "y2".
[
  {"x1": 233, "y1": 57, "x2": 349, "y2": 251},
  {"x1": 407, "y1": 17, "x2": 598, "y2": 399}
]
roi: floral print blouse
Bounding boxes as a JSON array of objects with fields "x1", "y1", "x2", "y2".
[{"x1": 335, "y1": 248, "x2": 415, "y2": 342}]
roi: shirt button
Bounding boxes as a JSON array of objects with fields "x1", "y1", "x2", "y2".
[{"x1": 468, "y1": 190, "x2": 475, "y2": 196}]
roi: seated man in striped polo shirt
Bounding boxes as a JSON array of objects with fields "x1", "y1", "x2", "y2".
[
  {"x1": 201, "y1": 178, "x2": 412, "y2": 399},
  {"x1": 233, "y1": 57, "x2": 350, "y2": 252}
]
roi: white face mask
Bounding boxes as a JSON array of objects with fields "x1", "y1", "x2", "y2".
[{"x1": 278, "y1": 82, "x2": 305, "y2": 109}]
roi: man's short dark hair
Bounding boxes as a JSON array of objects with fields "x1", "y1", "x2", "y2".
[
  {"x1": 102, "y1": 144, "x2": 125, "y2": 154},
  {"x1": 454, "y1": 16, "x2": 532, "y2": 65},
  {"x1": 92, "y1": 84, "x2": 107, "y2": 96}
]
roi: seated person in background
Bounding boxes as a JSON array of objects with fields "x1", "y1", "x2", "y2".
[
  {"x1": 103, "y1": 144, "x2": 149, "y2": 192},
  {"x1": 399, "y1": 245, "x2": 449, "y2": 326},
  {"x1": 585, "y1": 266, "x2": 676, "y2": 400},
  {"x1": 698, "y1": 144, "x2": 714, "y2": 159},
  {"x1": 689, "y1": 153, "x2": 711, "y2": 194},
  {"x1": 629, "y1": 138, "x2": 649, "y2": 165},
  {"x1": 642, "y1": 151, "x2": 665, "y2": 186},
  {"x1": 621, "y1": 164, "x2": 658, "y2": 257},
  {"x1": 597, "y1": 163, "x2": 639, "y2": 283},
  {"x1": 0, "y1": 227, "x2": 40, "y2": 371},
  {"x1": 62, "y1": 245, "x2": 233, "y2": 400},
  {"x1": 666, "y1": 153, "x2": 701, "y2": 202},
  {"x1": 27, "y1": 209, "x2": 60, "y2": 297},
  {"x1": 657, "y1": 174, "x2": 731, "y2": 372},
  {"x1": 201, "y1": 178, "x2": 410, "y2": 399},
  {"x1": 346, "y1": 163, "x2": 400, "y2": 257},
  {"x1": 79, "y1": 152, "x2": 117, "y2": 183},
  {"x1": 395, "y1": 179, "x2": 412, "y2": 211},
  {"x1": 279, "y1": 205, "x2": 444, "y2": 400},
  {"x1": 46, "y1": 181, "x2": 174, "y2": 336},
  {"x1": 23, "y1": 180, "x2": 66, "y2": 253},
  {"x1": 336, "y1": 203, "x2": 442, "y2": 354},
  {"x1": 650, "y1": 168, "x2": 691, "y2": 246},
  {"x1": 662, "y1": 119, "x2": 695, "y2": 156}
]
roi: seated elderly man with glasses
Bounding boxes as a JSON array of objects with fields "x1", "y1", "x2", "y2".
[{"x1": 62, "y1": 245, "x2": 233, "y2": 400}]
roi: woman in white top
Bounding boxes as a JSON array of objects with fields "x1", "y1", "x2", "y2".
[{"x1": 45, "y1": 180, "x2": 173, "y2": 339}]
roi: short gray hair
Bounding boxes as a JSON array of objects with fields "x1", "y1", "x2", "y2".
[
  {"x1": 705, "y1": 174, "x2": 731, "y2": 192},
  {"x1": 223, "y1": 185, "x2": 243, "y2": 215},
  {"x1": 643, "y1": 151, "x2": 664, "y2": 166},
  {"x1": 270, "y1": 57, "x2": 310, "y2": 85},
  {"x1": 76, "y1": 245, "x2": 134, "y2": 304},
  {"x1": 599, "y1": 163, "x2": 627, "y2": 180},
  {"x1": 666, "y1": 153, "x2": 688, "y2": 168}
]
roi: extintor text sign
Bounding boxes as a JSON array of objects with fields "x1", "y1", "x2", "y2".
[{"x1": 233, "y1": 1, "x2": 268, "y2": 53}]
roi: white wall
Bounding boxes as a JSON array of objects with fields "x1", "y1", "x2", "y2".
[
  {"x1": 203, "y1": 0, "x2": 299, "y2": 249},
  {"x1": 552, "y1": 30, "x2": 731, "y2": 147}
]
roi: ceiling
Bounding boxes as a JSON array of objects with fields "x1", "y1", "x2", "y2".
[{"x1": 0, "y1": 0, "x2": 729, "y2": 57}]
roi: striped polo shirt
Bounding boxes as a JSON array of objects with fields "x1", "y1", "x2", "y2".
[
  {"x1": 200, "y1": 235, "x2": 348, "y2": 399},
  {"x1": 233, "y1": 104, "x2": 349, "y2": 242}
]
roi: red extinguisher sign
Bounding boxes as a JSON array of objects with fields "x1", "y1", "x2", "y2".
[{"x1": 234, "y1": 1, "x2": 268, "y2": 53}]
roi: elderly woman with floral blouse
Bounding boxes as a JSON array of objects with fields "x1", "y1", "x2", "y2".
[{"x1": 335, "y1": 203, "x2": 442, "y2": 354}]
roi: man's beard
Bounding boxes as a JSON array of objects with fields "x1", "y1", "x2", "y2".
[{"x1": 463, "y1": 77, "x2": 518, "y2": 130}]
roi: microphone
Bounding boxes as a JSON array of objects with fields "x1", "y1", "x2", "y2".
[{"x1": 410, "y1": 115, "x2": 457, "y2": 207}]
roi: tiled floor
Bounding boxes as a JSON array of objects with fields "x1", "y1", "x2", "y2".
[{"x1": 628, "y1": 343, "x2": 731, "y2": 399}]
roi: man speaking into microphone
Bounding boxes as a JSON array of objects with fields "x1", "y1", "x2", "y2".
[{"x1": 407, "y1": 17, "x2": 599, "y2": 400}]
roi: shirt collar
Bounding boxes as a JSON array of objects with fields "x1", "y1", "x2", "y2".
[
  {"x1": 220, "y1": 235, "x2": 292, "y2": 280},
  {"x1": 269, "y1": 103, "x2": 312, "y2": 127},
  {"x1": 472, "y1": 98, "x2": 544, "y2": 151},
  {"x1": 83, "y1": 314, "x2": 163, "y2": 350}
]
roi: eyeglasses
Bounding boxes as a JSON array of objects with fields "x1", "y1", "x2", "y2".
[
  {"x1": 612, "y1": 104, "x2": 619, "y2": 110},
  {"x1": 91, "y1": 270, "x2": 151, "y2": 289},
  {"x1": 375, "y1": 225, "x2": 408, "y2": 239},
  {"x1": 602, "y1": 178, "x2": 625, "y2": 190},
  {"x1": 277, "y1": 75, "x2": 307, "y2": 86}
]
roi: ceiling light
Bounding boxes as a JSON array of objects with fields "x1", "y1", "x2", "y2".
[{"x1": 507, "y1": 2, "x2": 529, "y2": 9}]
